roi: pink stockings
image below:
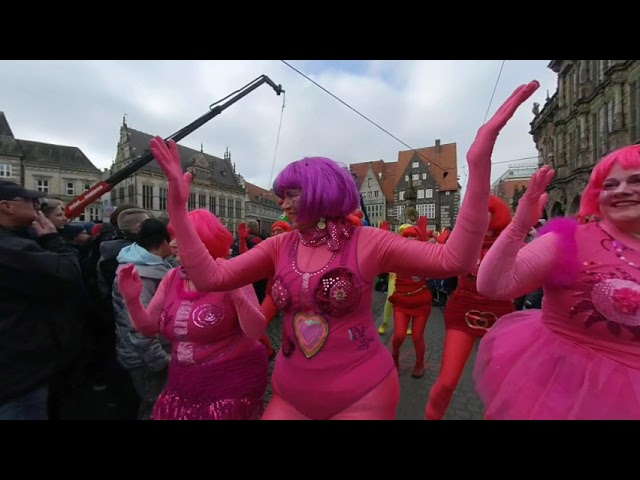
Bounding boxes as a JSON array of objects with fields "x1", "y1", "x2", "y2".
[
  {"x1": 391, "y1": 310, "x2": 429, "y2": 377},
  {"x1": 425, "y1": 329, "x2": 476, "y2": 420},
  {"x1": 261, "y1": 370, "x2": 400, "y2": 420}
]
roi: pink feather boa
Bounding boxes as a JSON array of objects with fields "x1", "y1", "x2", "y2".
[{"x1": 537, "y1": 216, "x2": 581, "y2": 289}]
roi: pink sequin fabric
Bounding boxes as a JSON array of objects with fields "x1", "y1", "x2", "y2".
[
  {"x1": 298, "y1": 217, "x2": 352, "y2": 251},
  {"x1": 152, "y1": 268, "x2": 269, "y2": 420}
]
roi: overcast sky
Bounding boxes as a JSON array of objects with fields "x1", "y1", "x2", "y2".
[{"x1": 0, "y1": 60, "x2": 558, "y2": 192}]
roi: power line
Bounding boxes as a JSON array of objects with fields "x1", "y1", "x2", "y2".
[
  {"x1": 280, "y1": 60, "x2": 453, "y2": 178},
  {"x1": 483, "y1": 60, "x2": 507, "y2": 124}
]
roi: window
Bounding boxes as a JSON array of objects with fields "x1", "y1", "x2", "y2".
[
  {"x1": 188, "y1": 193, "x2": 196, "y2": 210},
  {"x1": 426, "y1": 203, "x2": 436, "y2": 219},
  {"x1": 66, "y1": 182, "x2": 75, "y2": 196},
  {"x1": 445, "y1": 191, "x2": 451, "y2": 196},
  {"x1": 374, "y1": 191, "x2": 379, "y2": 197},
  {"x1": 412, "y1": 174, "x2": 419, "y2": 181},
  {"x1": 159, "y1": 188, "x2": 168, "y2": 211},
  {"x1": 219, "y1": 198, "x2": 226, "y2": 217},
  {"x1": 0, "y1": 165, "x2": 12, "y2": 177},
  {"x1": 396, "y1": 205, "x2": 403, "y2": 220},
  {"x1": 404, "y1": 175, "x2": 409, "y2": 182},
  {"x1": 198, "y1": 194, "x2": 206, "y2": 209},
  {"x1": 142, "y1": 185, "x2": 154, "y2": 210},
  {"x1": 422, "y1": 173, "x2": 427, "y2": 180},
  {"x1": 367, "y1": 178, "x2": 371, "y2": 188},
  {"x1": 227, "y1": 198, "x2": 234, "y2": 218},
  {"x1": 412, "y1": 161, "x2": 419, "y2": 169},
  {"x1": 236, "y1": 200, "x2": 242, "y2": 218},
  {"x1": 84, "y1": 183, "x2": 91, "y2": 191},
  {"x1": 128, "y1": 184, "x2": 135, "y2": 203},
  {"x1": 631, "y1": 80, "x2": 639, "y2": 143},
  {"x1": 36, "y1": 179, "x2": 49, "y2": 193},
  {"x1": 399, "y1": 191, "x2": 405, "y2": 201},
  {"x1": 417, "y1": 189, "x2": 425, "y2": 199},
  {"x1": 425, "y1": 189, "x2": 433, "y2": 199},
  {"x1": 209, "y1": 196, "x2": 216, "y2": 214}
]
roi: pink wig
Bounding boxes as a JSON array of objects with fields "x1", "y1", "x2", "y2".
[
  {"x1": 580, "y1": 144, "x2": 640, "y2": 217},
  {"x1": 273, "y1": 157, "x2": 360, "y2": 223},
  {"x1": 168, "y1": 209, "x2": 233, "y2": 259}
]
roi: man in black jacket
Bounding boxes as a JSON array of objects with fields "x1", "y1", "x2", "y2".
[{"x1": 0, "y1": 180, "x2": 83, "y2": 420}]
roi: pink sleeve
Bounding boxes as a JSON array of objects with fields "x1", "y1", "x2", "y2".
[
  {"x1": 169, "y1": 205, "x2": 278, "y2": 292},
  {"x1": 124, "y1": 269, "x2": 174, "y2": 337},
  {"x1": 475, "y1": 217, "x2": 579, "y2": 300},
  {"x1": 359, "y1": 215, "x2": 489, "y2": 280},
  {"x1": 231, "y1": 284, "x2": 267, "y2": 340}
]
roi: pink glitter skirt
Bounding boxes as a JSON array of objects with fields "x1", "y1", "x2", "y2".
[
  {"x1": 152, "y1": 346, "x2": 269, "y2": 420},
  {"x1": 473, "y1": 310, "x2": 640, "y2": 420}
]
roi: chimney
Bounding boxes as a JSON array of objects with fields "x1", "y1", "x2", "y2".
[{"x1": 435, "y1": 139, "x2": 441, "y2": 154}]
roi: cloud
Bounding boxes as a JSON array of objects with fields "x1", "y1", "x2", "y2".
[{"x1": 0, "y1": 60, "x2": 558, "y2": 193}]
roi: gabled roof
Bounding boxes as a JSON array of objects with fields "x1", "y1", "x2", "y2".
[
  {"x1": 396, "y1": 142, "x2": 458, "y2": 191},
  {"x1": 0, "y1": 112, "x2": 15, "y2": 138},
  {"x1": 125, "y1": 127, "x2": 242, "y2": 191},
  {"x1": 17, "y1": 139, "x2": 101, "y2": 173},
  {"x1": 244, "y1": 181, "x2": 280, "y2": 208}
]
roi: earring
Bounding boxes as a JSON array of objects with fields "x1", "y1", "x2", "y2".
[{"x1": 317, "y1": 217, "x2": 326, "y2": 229}]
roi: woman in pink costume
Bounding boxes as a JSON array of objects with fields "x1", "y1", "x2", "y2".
[
  {"x1": 148, "y1": 80, "x2": 539, "y2": 420},
  {"x1": 425, "y1": 195, "x2": 515, "y2": 420},
  {"x1": 473, "y1": 144, "x2": 640, "y2": 420},
  {"x1": 117, "y1": 209, "x2": 268, "y2": 420}
]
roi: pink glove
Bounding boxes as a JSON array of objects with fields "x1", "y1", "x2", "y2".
[
  {"x1": 513, "y1": 165, "x2": 555, "y2": 231},
  {"x1": 466, "y1": 81, "x2": 540, "y2": 173},
  {"x1": 238, "y1": 223, "x2": 249, "y2": 240},
  {"x1": 118, "y1": 264, "x2": 142, "y2": 305},
  {"x1": 149, "y1": 137, "x2": 192, "y2": 211}
]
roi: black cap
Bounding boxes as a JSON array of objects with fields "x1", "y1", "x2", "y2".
[{"x1": 0, "y1": 180, "x2": 46, "y2": 201}]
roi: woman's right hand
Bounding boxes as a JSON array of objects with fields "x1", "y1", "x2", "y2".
[
  {"x1": 513, "y1": 165, "x2": 555, "y2": 230},
  {"x1": 466, "y1": 81, "x2": 540, "y2": 173},
  {"x1": 149, "y1": 136, "x2": 192, "y2": 208}
]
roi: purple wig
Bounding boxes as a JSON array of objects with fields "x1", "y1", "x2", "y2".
[{"x1": 273, "y1": 157, "x2": 360, "y2": 223}]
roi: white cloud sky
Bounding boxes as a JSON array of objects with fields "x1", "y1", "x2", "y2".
[{"x1": 0, "y1": 60, "x2": 558, "y2": 193}]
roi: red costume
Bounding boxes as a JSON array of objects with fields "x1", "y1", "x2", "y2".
[
  {"x1": 389, "y1": 219, "x2": 433, "y2": 378},
  {"x1": 425, "y1": 195, "x2": 515, "y2": 419}
]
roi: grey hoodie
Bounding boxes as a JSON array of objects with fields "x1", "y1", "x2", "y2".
[{"x1": 112, "y1": 243, "x2": 173, "y2": 371}]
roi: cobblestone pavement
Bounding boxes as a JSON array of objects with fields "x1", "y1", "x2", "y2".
[{"x1": 263, "y1": 290, "x2": 484, "y2": 420}]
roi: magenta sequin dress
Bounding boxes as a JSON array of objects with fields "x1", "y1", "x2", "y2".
[{"x1": 152, "y1": 268, "x2": 269, "y2": 420}]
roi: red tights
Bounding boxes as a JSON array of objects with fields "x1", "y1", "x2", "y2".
[
  {"x1": 425, "y1": 329, "x2": 476, "y2": 420},
  {"x1": 259, "y1": 294, "x2": 279, "y2": 356},
  {"x1": 391, "y1": 310, "x2": 429, "y2": 372}
]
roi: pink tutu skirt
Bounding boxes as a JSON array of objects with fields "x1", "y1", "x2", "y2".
[{"x1": 473, "y1": 310, "x2": 640, "y2": 420}]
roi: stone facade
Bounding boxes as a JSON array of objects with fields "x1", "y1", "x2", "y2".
[
  {"x1": 0, "y1": 112, "x2": 103, "y2": 221},
  {"x1": 243, "y1": 181, "x2": 282, "y2": 237},
  {"x1": 530, "y1": 60, "x2": 640, "y2": 217},
  {"x1": 357, "y1": 162, "x2": 386, "y2": 227},
  {"x1": 110, "y1": 118, "x2": 246, "y2": 232}
]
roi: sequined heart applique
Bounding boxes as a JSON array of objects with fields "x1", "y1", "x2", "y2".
[
  {"x1": 465, "y1": 310, "x2": 498, "y2": 331},
  {"x1": 293, "y1": 312, "x2": 330, "y2": 359}
]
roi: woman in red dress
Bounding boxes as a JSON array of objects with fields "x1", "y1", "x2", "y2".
[{"x1": 425, "y1": 195, "x2": 515, "y2": 419}]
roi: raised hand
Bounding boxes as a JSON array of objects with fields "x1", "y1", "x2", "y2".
[
  {"x1": 380, "y1": 221, "x2": 390, "y2": 231},
  {"x1": 416, "y1": 216, "x2": 429, "y2": 242},
  {"x1": 435, "y1": 228, "x2": 451, "y2": 244},
  {"x1": 238, "y1": 223, "x2": 249, "y2": 240},
  {"x1": 118, "y1": 263, "x2": 143, "y2": 304},
  {"x1": 149, "y1": 136, "x2": 192, "y2": 207},
  {"x1": 31, "y1": 211, "x2": 58, "y2": 236},
  {"x1": 466, "y1": 81, "x2": 540, "y2": 171},
  {"x1": 513, "y1": 165, "x2": 555, "y2": 230}
]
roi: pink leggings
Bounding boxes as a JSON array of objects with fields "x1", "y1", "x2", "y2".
[{"x1": 261, "y1": 370, "x2": 400, "y2": 420}]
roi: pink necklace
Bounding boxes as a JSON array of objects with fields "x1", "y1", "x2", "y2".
[{"x1": 598, "y1": 223, "x2": 640, "y2": 270}]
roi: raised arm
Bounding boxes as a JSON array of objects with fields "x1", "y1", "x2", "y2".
[
  {"x1": 229, "y1": 284, "x2": 267, "y2": 340},
  {"x1": 362, "y1": 81, "x2": 541, "y2": 280},
  {"x1": 118, "y1": 264, "x2": 173, "y2": 337},
  {"x1": 149, "y1": 137, "x2": 276, "y2": 292},
  {"x1": 475, "y1": 165, "x2": 578, "y2": 300}
]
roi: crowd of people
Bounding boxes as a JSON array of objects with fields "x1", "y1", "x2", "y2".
[{"x1": 2, "y1": 78, "x2": 640, "y2": 420}]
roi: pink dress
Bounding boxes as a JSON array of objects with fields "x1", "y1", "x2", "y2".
[
  {"x1": 126, "y1": 267, "x2": 269, "y2": 420},
  {"x1": 473, "y1": 217, "x2": 640, "y2": 420}
]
